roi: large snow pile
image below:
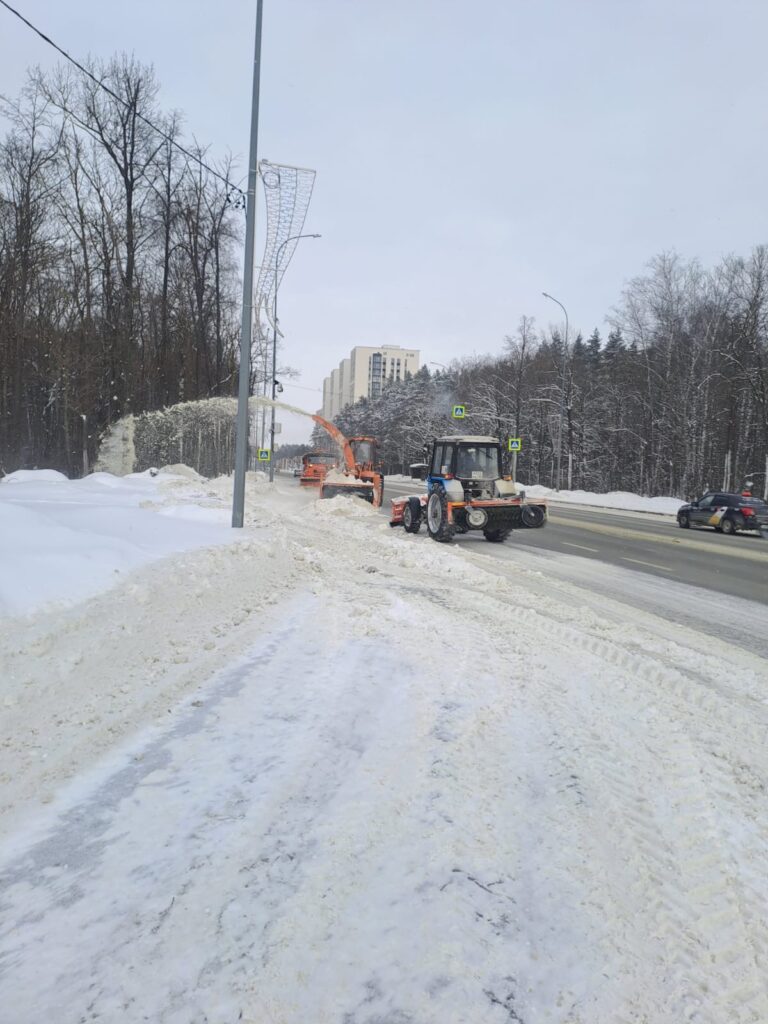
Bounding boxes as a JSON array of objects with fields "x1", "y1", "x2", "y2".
[
  {"x1": 0, "y1": 468, "x2": 239, "y2": 616},
  {"x1": 1, "y1": 470, "x2": 767, "y2": 1023}
]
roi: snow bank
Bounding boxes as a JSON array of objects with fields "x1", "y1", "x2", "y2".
[
  {"x1": 1, "y1": 468, "x2": 69, "y2": 484},
  {"x1": 386, "y1": 473, "x2": 425, "y2": 485},
  {"x1": 520, "y1": 485, "x2": 682, "y2": 515},
  {"x1": 0, "y1": 468, "x2": 239, "y2": 617}
]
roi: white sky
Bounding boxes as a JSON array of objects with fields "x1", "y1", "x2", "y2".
[{"x1": 3, "y1": 0, "x2": 768, "y2": 442}]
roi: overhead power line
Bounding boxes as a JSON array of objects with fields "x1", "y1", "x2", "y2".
[{"x1": 0, "y1": 0, "x2": 245, "y2": 201}]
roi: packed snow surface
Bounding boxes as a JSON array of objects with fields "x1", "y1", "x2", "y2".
[{"x1": 1, "y1": 470, "x2": 767, "y2": 1023}]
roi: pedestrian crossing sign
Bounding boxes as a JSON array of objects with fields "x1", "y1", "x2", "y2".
[
  {"x1": 452, "y1": 405, "x2": 466, "y2": 419},
  {"x1": 257, "y1": 448, "x2": 271, "y2": 461},
  {"x1": 507, "y1": 437, "x2": 522, "y2": 452}
]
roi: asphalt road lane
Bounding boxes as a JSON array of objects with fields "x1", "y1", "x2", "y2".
[{"x1": 382, "y1": 480, "x2": 768, "y2": 607}]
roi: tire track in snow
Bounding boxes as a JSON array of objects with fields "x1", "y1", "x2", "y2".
[
  {"x1": 354, "y1": 536, "x2": 768, "y2": 1020},
  {"x1": 0, "y1": 596, "x2": 426, "y2": 1023},
  {"x1": 285, "y1": 500, "x2": 768, "y2": 1020}
]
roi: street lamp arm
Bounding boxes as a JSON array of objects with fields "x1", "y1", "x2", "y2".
[
  {"x1": 542, "y1": 291, "x2": 570, "y2": 491},
  {"x1": 272, "y1": 233, "x2": 322, "y2": 334},
  {"x1": 275, "y1": 232, "x2": 322, "y2": 280},
  {"x1": 542, "y1": 291, "x2": 568, "y2": 325},
  {"x1": 268, "y1": 231, "x2": 321, "y2": 483}
]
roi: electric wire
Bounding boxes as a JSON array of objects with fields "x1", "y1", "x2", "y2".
[{"x1": 0, "y1": 0, "x2": 245, "y2": 202}]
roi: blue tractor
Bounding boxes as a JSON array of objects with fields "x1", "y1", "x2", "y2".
[{"x1": 390, "y1": 435, "x2": 547, "y2": 542}]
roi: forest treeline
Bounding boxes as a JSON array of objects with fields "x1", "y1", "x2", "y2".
[
  {"x1": 2, "y1": 60, "x2": 767, "y2": 497},
  {"x1": 0, "y1": 56, "x2": 246, "y2": 476},
  {"x1": 333, "y1": 251, "x2": 768, "y2": 499}
]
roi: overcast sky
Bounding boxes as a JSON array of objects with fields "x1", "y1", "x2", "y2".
[{"x1": 3, "y1": 0, "x2": 768, "y2": 441}]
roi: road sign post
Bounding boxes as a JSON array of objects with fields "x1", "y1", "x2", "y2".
[{"x1": 507, "y1": 437, "x2": 522, "y2": 481}]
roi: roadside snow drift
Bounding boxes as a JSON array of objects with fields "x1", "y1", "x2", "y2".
[
  {"x1": 1, "y1": 470, "x2": 767, "y2": 1024},
  {"x1": 0, "y1": 468, "x2": 236, "y2": 616},
  {"x1": 521, "y1": 484, "x2": 683, "y2": 516}
]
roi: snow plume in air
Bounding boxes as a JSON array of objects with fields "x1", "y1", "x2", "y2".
[{"x1": 96, "y1": 397, "x2": 321, "y2": 477}]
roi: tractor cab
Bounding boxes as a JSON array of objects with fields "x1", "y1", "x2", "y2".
[
  {"x1": 299, "y1": 451, "x2": 337, "y2": 487},
  {"x1": 304, "y1": 452, "x2": 337, "y2": 467},
  {"x1": 428, "y1": 436, "x2": 508, "y2": 501},
  {"x1": 348, "y1": 437, "x2": 379, "y2": 470}
]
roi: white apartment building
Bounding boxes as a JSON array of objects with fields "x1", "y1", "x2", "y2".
[{"x1": 321, "y1": 345, "x2": 420, "y2": 420}]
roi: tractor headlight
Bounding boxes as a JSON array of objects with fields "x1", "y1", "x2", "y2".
[{"x1": 466, "y1": 507, "x2": 488, "y2": 528}]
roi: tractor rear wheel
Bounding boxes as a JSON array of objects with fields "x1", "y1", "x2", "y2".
[
  {"x1": 403, "y1": 497, "x2": 422, "y2": 534},
  {"x1": 483, "y1": 528, "x2": 510, "y2": 543},
  {"x1": 427, "y1": 488, "x2": 454, "y2": 542}
]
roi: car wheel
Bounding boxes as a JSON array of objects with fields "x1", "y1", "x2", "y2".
[
  {"x1": 678, "y1": 513, "x2": 690, "y2": 529},
  {"x1": 426, "y1": 487, "x2": 454, "y2": 543},
  {"x1": 402, "y1": 497, "x2": 422, "y2": 534},
  {"x1": 721, "y1": 517, "x2": 736, "y2": 535}
]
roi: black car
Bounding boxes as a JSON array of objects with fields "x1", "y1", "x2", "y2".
[{"x1": 677, "y1": 492, "x2": 768, "y2": 535}]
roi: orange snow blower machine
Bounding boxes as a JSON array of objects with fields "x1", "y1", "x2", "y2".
[
  {"x1": 311, "y1": 416, "x2": 384, "y2": 507},
  {"x1": 299, "y1": 451, "x2": 338, "y2": 488}
]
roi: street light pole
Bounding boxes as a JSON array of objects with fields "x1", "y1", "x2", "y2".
[
  {"x1": 268, "y1": 232, "x2": 321, "y2": 482},
  {"x1": 232, "y1": 0, "x2": 264, "y2": 528},
  {"x1": 542, "y1": 291, "x2": 569, "y2": 491},
  {"x1": 80, "y1": 414, "x2": 88, "y2": 477}
]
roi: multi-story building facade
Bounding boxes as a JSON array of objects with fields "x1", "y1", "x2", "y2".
[{"x1": 321, "y1": 345, "x2": 420, "y2": 420}]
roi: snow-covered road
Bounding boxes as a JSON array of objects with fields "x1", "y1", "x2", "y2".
[{"x1": 1, "y1": 473, "x2": 767, "y2": 1023}]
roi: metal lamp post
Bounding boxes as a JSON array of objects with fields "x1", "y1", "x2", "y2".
[
  {"x1": 232, "y1": 0, "x2": 264, "y2": 528},
  {"x1": 542, "y1": 291, "x2": 569, "y2": 490},
  {"x1": 268, "y1": 232, "x2": 321, "y2": 482}
]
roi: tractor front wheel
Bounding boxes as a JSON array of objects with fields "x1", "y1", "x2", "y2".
[
  {"x1": 427, "y1": 488, "x2": 454, "y2": 542},
  {"x1": 521, "y1": 505, "x2": 545, "y2": 528},
  {"x1": 403, "y1": 496, "x2": 422, "y2": 534}
]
